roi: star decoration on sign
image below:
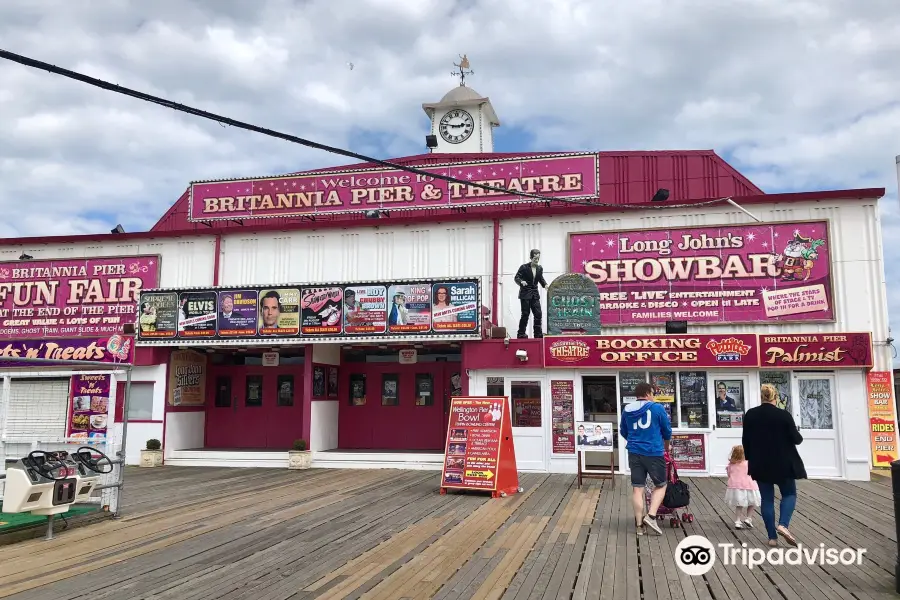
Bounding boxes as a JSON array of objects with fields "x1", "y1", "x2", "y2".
[
  {"x1": 746, "y1": 232, "x2": 756, "y2": 241},
  {"x1": 606, "y1": 239, "x2": 615, "y2": 247}
]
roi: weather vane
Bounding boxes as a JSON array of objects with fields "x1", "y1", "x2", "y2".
[{"x1": 451, "y1": 54, "x2": 473, "y2": 87}]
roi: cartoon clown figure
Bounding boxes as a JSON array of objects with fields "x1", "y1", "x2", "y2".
[{"x1": 774, "y1": 233, "x2": 825, "y2": 281}]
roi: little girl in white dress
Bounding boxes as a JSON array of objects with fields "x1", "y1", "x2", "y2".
[{"x1": 725, "y1": 445, "x2": 761, "y2": 529}]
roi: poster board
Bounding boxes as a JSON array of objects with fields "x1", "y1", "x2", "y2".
[
  {"x1": 669, "y1": 434, "x2": 706, "y2": 471},
  {"x1": 68, "y1": 374, "x2": 111, "y2": 441},
  {"x1": 551, "y1": 380, "x2": 575, "y2": 454},
  {"x1": 440, "y1": 396, "x2": 519, "y2": 499},
  {"x1": 866, "y1": 371, "x2": 898, "y2": 468},
  {"x1": 575, "y1": 420, "x2": 615, "y2": 488}
]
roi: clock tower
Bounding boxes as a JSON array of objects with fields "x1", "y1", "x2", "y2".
[{"x1": 422, "y1": 55, "x2": 500, "y2": 154}]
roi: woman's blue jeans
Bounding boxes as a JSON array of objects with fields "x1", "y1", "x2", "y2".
[{"x1": 757, "y1": 479, "x2": 797, "y2": 540}]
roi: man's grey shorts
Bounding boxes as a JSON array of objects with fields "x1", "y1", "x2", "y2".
[{"x1": 628, "y1": 452, "x2": 667, "y2": 488}]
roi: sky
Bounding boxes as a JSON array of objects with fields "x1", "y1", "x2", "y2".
[{"x1": 0, "y1": 0, "x2": 898, "y2": 365}]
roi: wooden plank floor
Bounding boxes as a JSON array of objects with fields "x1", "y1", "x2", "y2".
[{"x1": 0, "y1": 466, "x2": 896, "y2": 599}]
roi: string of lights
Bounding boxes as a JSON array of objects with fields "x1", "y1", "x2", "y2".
[{"x1": 0, "y1": 48, "x2": 740, "y2": 212}]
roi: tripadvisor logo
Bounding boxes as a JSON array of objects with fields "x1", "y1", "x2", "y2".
[{"x1": 674, "y1": 535, "x2": 866, "y2": 576}]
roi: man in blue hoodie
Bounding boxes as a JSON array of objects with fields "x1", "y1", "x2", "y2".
[{"x1": 620, "y1": 382, "x2": 672, "y2": 535}]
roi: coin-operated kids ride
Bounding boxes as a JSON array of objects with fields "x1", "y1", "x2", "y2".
[{"x1": 3, "y1": 447, "x2": 114, "y2": 539}]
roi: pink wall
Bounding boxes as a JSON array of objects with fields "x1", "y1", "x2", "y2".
[{"x1": 462, "y1": 339, "x2": 544, "y2": 370}]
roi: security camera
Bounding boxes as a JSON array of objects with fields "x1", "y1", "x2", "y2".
[{"x1": 515, "y1": 349, "x2": 527, "y2": 361}]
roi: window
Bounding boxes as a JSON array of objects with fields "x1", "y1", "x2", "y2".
[
  {"x1": 618, "y1": 372, "x2": 648, "y2": 405},
  {"x1": 714, "y1": 379, "x2": 745, "y2": 428},
  {"x1": 797, "y1": 378, "x2": 834, "y2": 429},
  {"x1": 245, "y1": 375, "x2": 263, "y2": 407},
  {"x1": 277, "y1": 375, "x2": 294, "y2": 406},
  {"x1": 126, "y1": 383, "x2": 154, "y2": 420},
  {"x1": 760, "y1": 371, "x2": 792, "y2": 413},
  {"x1": 415, "y1": 373, "x2": 433, "y2": 406},
  {"x1": 677, "y1": 372, "x2": 709, "y2": 429},
  {"x1": 649, "y1": 372, "x2": 676, "y2": 422},
  {"x1": 214, "y1": 377, "x2": 231, "y2": 408},
  {"x1": 511, "y1": 381, "x2": 542, "y2": 427},
  {"x1": 382, "y1": 373, "x2": 399, "y2": 406},
  {"x1": 582, "y1": 376, "x2": 616, "y2": 417},
  {"x1": 487, "y1": 377, "x2": 504, "y2": 397},
  {"x1": 350, "y1": 373, "x2": 366, "y2": 406}
]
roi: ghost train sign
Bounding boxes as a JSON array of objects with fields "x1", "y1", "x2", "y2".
[{"x1": 546, "y1": 273, "x2": 601, "y2": 335}]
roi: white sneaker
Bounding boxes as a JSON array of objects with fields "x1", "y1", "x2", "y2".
[
  {"x1": 734, "y1": 520, "x2": 744, "y2": 529},
  {"x1": 743, "y1": 518, "x2": 754, "y2": 528},
  {"x1": 642, "y1": 514, "x2": 663, "y2": 535}
]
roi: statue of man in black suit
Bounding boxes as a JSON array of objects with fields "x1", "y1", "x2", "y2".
[{"x1": 514, "y1": 249, "x2": 548, "y2": 338}]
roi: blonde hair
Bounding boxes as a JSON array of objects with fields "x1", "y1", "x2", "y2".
[
  {"x1": 761, "y1": 383, "x2": 779, "y2": 404},
  {"x1": 729, "y1": 445, "x2": 745, "y2": 463}
]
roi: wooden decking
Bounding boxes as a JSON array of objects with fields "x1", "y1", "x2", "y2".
[{"x1": 0, "y1": 466, "x2": 896, "y2": 599}]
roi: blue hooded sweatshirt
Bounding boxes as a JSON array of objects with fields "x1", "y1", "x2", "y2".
[{"x1": 619, "y1": 400, "x2": 672, "y2": 457}]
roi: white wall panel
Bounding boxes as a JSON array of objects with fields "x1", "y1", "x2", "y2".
[
  {"x1": 219, "y1": 224, "x2": 495, "y2": 310},
  {"x1": 0, "y1": 238, "x2": 216, "y2": 289}
]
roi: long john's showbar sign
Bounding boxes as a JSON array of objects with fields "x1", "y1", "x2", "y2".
[{"x1": 543, "y1": 332, "x2": 874, "y2": 369}]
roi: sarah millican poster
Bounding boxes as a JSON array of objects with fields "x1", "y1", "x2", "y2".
[
  {"x1": 178, "y1": 291, "x2": 217, "y2": 337},
  {"x1": 217, "y1": 290, "x2": 258, "y2": 337},
  {"x1": 301, "y1": 287, "x2": 343, "y2": 335},
  {"x1": 387, "y1": 284, "x2": 432, "y2": 333},
  {"x1": 432, "y1": 282, "x2": 478, "y2": 331},
  {"x1": 258, "y1": 288, "x2": 300, "y2": 336},
  {"x1": 343, "y1": 286, "x2": 388, "y2": 334}
]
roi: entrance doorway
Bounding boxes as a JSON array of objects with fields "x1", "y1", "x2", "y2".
[
  {"x1": 581, "y1": 376, "x2": 619, "y2": 471},
  {"x1": 338, "y1": 347, "x2": 458, "y2": 451},
  {"x1": 707, "y1": 373, "x2": 751, "y2": 475},
  {"x1": 205, "y1": 352, "x2": 305, "y2": 450}
]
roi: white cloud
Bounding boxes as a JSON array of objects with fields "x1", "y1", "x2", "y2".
[{"x1": 0, "y1": 0, "x2": 899, "y2": 364}]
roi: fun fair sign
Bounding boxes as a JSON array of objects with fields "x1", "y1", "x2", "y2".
[
  {"x1": 189, "y1": 153, "x2": 599, "y2": 221},
  {"x1": 569, "y1": 221, "x2": 834, "y2": 326}
]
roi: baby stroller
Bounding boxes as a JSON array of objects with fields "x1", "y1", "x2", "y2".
[{"x1": 645, "y1": 452, "x2": 694, "y2": 527}]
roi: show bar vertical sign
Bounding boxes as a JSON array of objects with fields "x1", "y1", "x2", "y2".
[{"x1": 867, "y1": 371, "x2": 899, "y2": 468}]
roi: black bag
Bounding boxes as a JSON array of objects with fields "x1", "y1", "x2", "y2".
[{"x1": 663, "y1": 464, "x2": 690, "y2": 509}]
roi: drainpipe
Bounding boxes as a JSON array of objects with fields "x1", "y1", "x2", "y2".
[
  {"x1": 492, "y1": 219, "x2": 500, "y2": 325},
  {"x1": 212, "y1": 234, "x2": 222, "y2": 286}
]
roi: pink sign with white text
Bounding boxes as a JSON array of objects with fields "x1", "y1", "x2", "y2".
[
  {"x1": 569, "y1": 221, "x2": 833, "y2": 326},
  {"x1": 0, "y1": 256, "x2": 159, "y2": 339},
  {"x1": 189, "y1": 153, "x2": 599, "y2": 221}
]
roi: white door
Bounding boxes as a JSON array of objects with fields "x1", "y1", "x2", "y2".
[
  {"x1": 505, "y1": 378, "x2": 547, "y2": 472},
  {"x1": 708, "y1": 374, "x2": 752, "y2": 475},
  {"x1": 792, "y1": 374, "x2": 841, "y2": 478}
]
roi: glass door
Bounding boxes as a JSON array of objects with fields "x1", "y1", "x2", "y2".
[
  {"x1": 507, "y1": 378, "x2": 547, "y2": 472},
  {"x1": 792, "y1": 373, "x2": 840, "y2": 478}
]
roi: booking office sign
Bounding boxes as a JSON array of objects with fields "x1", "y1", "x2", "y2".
[{"x1": 674, "y1": 535, "x2": 867, "y2": 576}]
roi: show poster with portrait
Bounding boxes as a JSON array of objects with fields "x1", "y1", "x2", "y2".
[
  {"x1": 550, "y1": 380, "x2": 575, "y2": 454},
  {"x1": 177, "y1": 291, "x2": 217, "y2": 337},
  {"x1": 139, "y1": 292, "x2": 179, "y2": 338},
  {"x1": 570, "y1": 220, "x2": 834, "y2": 326},
  {"x1": 301, "y1": 287, "x2": 343, "y2": 335},
  {"x1": 258, "y1": 288, "x2": 300, "y2": 336},
  {"x1": 431, "y1": 282, "x2": 479, "y2": 332},
  {"x1": 343, "y1": 285, "x2": 387, "y2": 334},
  {"x1": 327, "y1": 366, "x2": 339, "y2": 398},
  {"x1": 68, "y1": 374, "x2": 110, "y2": 440},
  {"x1": 312, "y1": 365, "x2": 326, "y2": 398},
  {"x1": 650, "y1": 372, "x2": 676, "y2": 403},
  {"x1": 714, "y1": 379, "x2": 745, "y2": 428},
  {"x1": 575, "y1": 421, "x2": 613, "y2": 452},
  {"x1": 441, "y1": 397, "x2": 503, "y2": 490},
  {"x1": 386, "y1": 284, "x2": 431, "y2": 333},
  {"x1": 217, "y1": 290, "x2": 258, "y2": 337}
]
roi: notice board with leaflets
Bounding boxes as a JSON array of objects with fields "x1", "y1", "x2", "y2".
[{"x1": 440, "y1": 396, "x2": 519, "y2": 498}]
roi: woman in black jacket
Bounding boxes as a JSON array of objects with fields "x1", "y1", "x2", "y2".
[{"x1": 742, "y1": 384, "x2": 806, "y2": 547}]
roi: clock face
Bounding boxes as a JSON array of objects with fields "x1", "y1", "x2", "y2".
[{"x1": 439, "y1": 109, "x2": 475, "y2": 144}]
